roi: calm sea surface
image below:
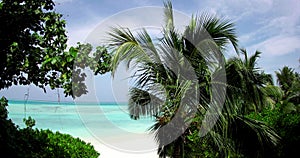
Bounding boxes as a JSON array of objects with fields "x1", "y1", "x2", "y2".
[{"x1": 7, "y1": 100, "x2": 155, "y2": 138}]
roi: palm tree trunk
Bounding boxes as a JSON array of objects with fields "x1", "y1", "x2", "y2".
[{"x1": 172, "y1": 137, "x2": 183, "y2": 158}]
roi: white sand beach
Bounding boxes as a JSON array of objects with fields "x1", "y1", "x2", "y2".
[{"x1": 82, "y1": 134, "x2": 159, "y2": 158}]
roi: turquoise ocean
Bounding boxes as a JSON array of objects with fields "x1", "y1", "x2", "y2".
[{"x1": 7, "y1": 100, "x2": 155, "y2": 140}]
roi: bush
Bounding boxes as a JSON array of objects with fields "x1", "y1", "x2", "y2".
[
  {"x1": 16, "y1": 128, "x2": 100, "y2": 158},
  {"x1": 0, "y1": 96, "x2": 100, "y2": 158},
  {"x1": 247, "y1": 102, "x2": 300, "y2": 157}
]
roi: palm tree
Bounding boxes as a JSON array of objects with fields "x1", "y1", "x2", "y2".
[
  {"x1": 217, "y1": 49, "x2": 283, "y2": 157},
  {"x1": 108, "y1": 1, "x2": 279, "y2": 157},
  {"x1": 276, "y1": 66, "x2": 296, "y2": 93},
  {"x1": 275, "y1": 66, "x2": 300, "y2": 104},
  {"x1": 225, "y1": 49, "x2": 273, "y2": 114}
]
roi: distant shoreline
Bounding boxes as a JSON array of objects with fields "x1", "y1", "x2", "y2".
[{"x1": 7, "y1": 99, "x2": 128, "y2": 106}]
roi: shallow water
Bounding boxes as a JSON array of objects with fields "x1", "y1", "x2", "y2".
[{"x1": 7, "y1": 100, "x2": 155, "y2": 138}]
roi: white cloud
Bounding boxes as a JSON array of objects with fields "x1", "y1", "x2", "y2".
[
  {"x1": 251, "y1": 35, "x2": 300, "y2": 56},
  {"x1": 199, "y1": 0, "x2": 274, "y2": 21},
  {"x1": 83, "y1": 6, "x2": 190, "y2": 46},
  {"x1": 222, "y1": 0, "x2": 300, "y2": 58},
  {"x1": 239, "y1": 14, "x2": 300, "y2": 47},
  {"x1": 54, "y1": 0, "x2": 73, "y2": 4},
  {"x1": 66, "y1": 22, "x2": 99, "y2": 46}
]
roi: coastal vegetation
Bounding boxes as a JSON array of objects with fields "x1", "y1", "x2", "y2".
[
  {"x1": 108, "y1": 1, "x2": 299, "y2": 157},
  {"x1": 0, "y1": 0, "x2": 105, "y2": 156},
  {"x1": 0, "y1": 0, "x2": 110, "y2": 97},
  {"x1": 0, "y1": 97, "x2": 100, "y2": 157},
  {"x1": 0, "y1": 0, "x2": 299, "y2": 158}
]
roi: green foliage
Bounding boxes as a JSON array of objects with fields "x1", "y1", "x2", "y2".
[
  {"x1": 276, "y1": 67, "x2": 298, "y2": 94},
  {"x1": 225, "y1": 49, "x2": 273, "y2": 115},
  {"x1": 275, "y1": 66, "x2": 300, "y2": 104},
  {"x1": 0, "y1": 0, "x2": 67, "y2": 89},
  {"x1": 0, "y1": 97, "x2": 100, "y2": 158},
  {"x1": 0, "y1": 96, "x2": 19, "y2": 157},
  {"x1": 185, "y1": 124, "x2": 221, "y2": 158},
  {"x1": 107, "y1": 1, "x2": 281, "y2": 157},
  {"x1": 23, "y1": 116, "x2": 36, "y2": 128},
  {"x1": 0, "y1": 0, "x2": 110, "y2": 156},
  {"x1": 94, "y1": 46, "x2": 112, "y2": 75},
  {"x1": 0, "y1": 0, "x2": 111, "y2": 98},
  {"x1": 43, "y1": 42, "x2": 112, "y2": 98},
  {"x1": 16, "y1": 129, "x2": 100, "y2": 158},
  {"x1": 0, "y1": 96, "x2": 8, "y2": 119},
  {"x1": 247, "y1": 102, "x2": 300, "y2": 157}
]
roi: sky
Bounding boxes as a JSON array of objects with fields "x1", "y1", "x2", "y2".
[{"x1": 1, "y1": 0, "x2": 299, "y2": 102}]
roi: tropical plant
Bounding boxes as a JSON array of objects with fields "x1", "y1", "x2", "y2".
[
  {"x1": 225, "y1": 49, "x2": 274, "y2": 114},
  {"x1": 1, "y1": 1, "x2": 110, "y2": 157},
  {"x1": 207, "y1": 49, "x2": 282, "y2": 157},
  {"x1": 275, "y1": 66, "x2": 300, "y2": 104},
  {"x1": 0, "y1": 0, "x2": 67, "y2": 90},
  {"x1": 108, "y1": 1, "x2": 281, "y2": 157},
  {"x1": 0, "y1": 0, "x2": 111, "y2": 97},
  {"x1": 45, "y1": 43, "x2": 112, "y2": 97},
  {"x1": 108, "y1": 1, "x2": 230, "y2": 157},
  {"x1": 247, "y1": 100, "x2": 300, "y2": 157}
]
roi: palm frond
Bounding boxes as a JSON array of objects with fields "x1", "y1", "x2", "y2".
[
  {"x1": 194, "y1": 13, "x2": 239, "y2": 52},
  {"x1": 248, "y1": 50, "x2": 262, "y2": 69},
  {"x1": 228, "y1": 115, "x2": 280, "y2": 157},
  {"x1": 163, "y1": 0, "x2": 174, "y2": 31},
  {"x1": 225, "y1": 49, "x2": 274, "y2": 114},
  {"x1": 262, "y1": 85, "x2": 283, "y2": 102},
  {"x1": 128, "y1": 87, "x2": 164, "y2": 119},
  {"x1": 108, "y1": 27, "x2": 159, "y2": 76}
]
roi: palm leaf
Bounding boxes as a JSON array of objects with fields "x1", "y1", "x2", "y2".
[
  {"x1": 163, "y1": 0, "x2": 174, "y2": 31},
  {"x1": 187, "y1": 13, "x2": 239, "y2": 52},
  {"x1": 228, "y1": 115, "x2": 280, "y2": 157},
  {"x1": 128, "y1": 87, "x2": 164, "y2": 119}
]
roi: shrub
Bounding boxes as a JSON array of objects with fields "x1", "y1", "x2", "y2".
[
  {"x1": 16, "y1": 127, "x2": 100, "y2": 158},
  {"x1": 0, "y1": 96, "x2": 100, "y2": 158},
  {"x1": 247, "y1": 102, "x2": 300, "y2": 157}
]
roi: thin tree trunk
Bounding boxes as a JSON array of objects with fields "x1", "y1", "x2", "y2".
[{"x1": 172, "y1": 137, "x2": 183, "y2": 158}]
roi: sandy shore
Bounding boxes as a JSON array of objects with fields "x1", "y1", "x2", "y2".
[{"x1": 81, "y1": 133, "x2": 159, "y2": 158}]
